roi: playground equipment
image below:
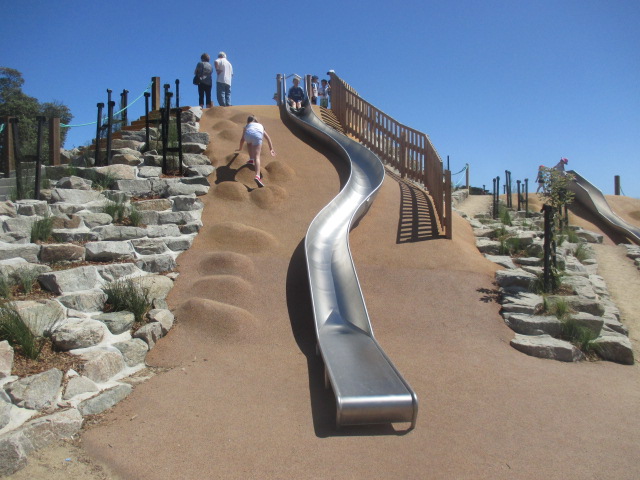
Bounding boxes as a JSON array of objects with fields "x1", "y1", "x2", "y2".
[
  {"x1": 567, "y1": 170, "x2": 640, "y2": 245},
  {"x1": 277, "y1": 74, "x2": 418, "y2": 429}
]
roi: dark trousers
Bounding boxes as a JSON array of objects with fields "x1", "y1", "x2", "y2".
[{"x1": 198, "y1": 83, "x2": 212, "y2": 107}]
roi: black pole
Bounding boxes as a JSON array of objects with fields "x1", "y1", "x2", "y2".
[
  {"x1": 175, "y1": 79, "x2": 180, "y2": 109},
  {"x1": 524, "y1": 178, "x2": 529, "y2": 217},
  {"x1": 35, "y1": 115, "x2": 46, "y2": 199},
  {"x1": 9, "y1": 118, "x2": 22, "y2": 199},
  {"x1": 495, "y1": 176, "x2": 500, "y2": 219},
  {"x1": 106, "y1": 97, "x2": 115, "y2": 166},
  {"x1": 517, "y1": 180, "x2": 521, "y2": 211},
  {"x1": 144, "y1": 92, "x2": 150, "y2": 151},
  {"x1": 447, "y1": 155, "x2": 450, "y2": 171},
  {"x1": 121, "y1": 89, "x2": 129, "y2": 127},
  {"x1": 542, "y1": 204, "x2": 553, "y2": 292},
  {"x1": 176, "y1": 107, "x2": 183, "y2": 174},
  {"x1": 162, "y1": 85, "x2": 172, "y2": 175},
  {"x1": 95, "y1": 102, "x2": 104, "y2": 166}
]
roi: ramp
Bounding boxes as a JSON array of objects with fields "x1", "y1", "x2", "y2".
[
  {"x1": 281, "y1": 84, "x2": 418, "y2": 429},
  {"x1": 567, "y1": 170, "x2": 640, "y2": 245}
]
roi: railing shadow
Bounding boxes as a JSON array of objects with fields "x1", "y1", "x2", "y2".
[{"x1": 387, "y1": 171, "x2": 439, "y2": 243}]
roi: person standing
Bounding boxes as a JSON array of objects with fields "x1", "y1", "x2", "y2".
[
  {"x1": 318, "y1": 79, "x2": 329, "y2": 108},
  {"x1": 535, "y1": 165, "x2": 545, "y2": 193},
  {"x1": 237, "y1": 115, "x2": 276, "y2": 188},
  {"x1": 310, "y1": 75, "x2": 319, "y2": 105},
  {"x1": 194, "y1": 53, "x2": 213, "y2": 108},
  {"x1": 214, "y1": 52, "x2": 233, "y2": 107},
  {"x1": 553, "y1": 157, "x2": 568, "y2": 172}
]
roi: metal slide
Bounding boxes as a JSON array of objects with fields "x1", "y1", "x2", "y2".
[
  {"x1": 281, "y1": 85, "x2": 418, "y2": 429},
  {"x1": 567, "y1": 170, "x2": 640, "y2": 245}
]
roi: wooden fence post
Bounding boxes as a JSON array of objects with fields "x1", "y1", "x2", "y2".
[
  {"x1": 444, "y1": 169, "x2": 452, "y2": 239},
  {"x1": 49, "y1": 117, "x2": 61, "y2": 165},
  {"x1": 400, "y1": 131, "x2": 407, "y2": 178}
]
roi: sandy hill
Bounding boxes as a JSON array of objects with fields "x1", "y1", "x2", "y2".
[{"x1": 68, "y1": 105, "x2": 640, "y2": 480}]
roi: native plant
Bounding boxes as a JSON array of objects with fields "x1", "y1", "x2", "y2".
[
  {"x1": 103, "y1": 278, "x2": 152, "y2": 324},
  {"x1": 0, "y1": 303, "x2": 47, "y2": 360},
  {"x1": 30, "y1": 216, "x2": 54, "y2": 243}
]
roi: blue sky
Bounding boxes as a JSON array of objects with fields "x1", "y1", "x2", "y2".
[{"x1": 2, "y1": 0, "x2": 638, "y2": 197}]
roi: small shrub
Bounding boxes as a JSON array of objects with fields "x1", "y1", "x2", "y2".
[
  {"x1": 0, "y1": 275, "x2": 11, "y2": 299},
  {"x1": 30, "y1": 216, "x2": 54, "y2": 243},
  {"x1": 561, "y1": 319, "x2": 600, "y2": 353},
  {"x1": 104, "y1": 199, "x2": 127, "y2": 223},
  {"x1": 14, "y1": 267, "x2": 41, "y2": 295},
  {"x1": 0, "y1": 303, "x2": 46, "y2": 360},
  {"x1": 128, "y1": 205, "x2": 142, "y2": 227},
  {"x1": 566, "y1": 228, "x2": 580, "y2": 244},
  {"x1": 103, "y1": 278, "x2": 151, "y2": 324},
  {"x1": 499, "y1": 206, "x2": 512, "y2": 226},
  {"x1": 573, "y1": 243, "x2": 590, "y2": 263},
  {"x1": 92, "y1": 171, "x2": 118, "y2": 191},
  {"x1": 543, "y1": 297, "x2": 571, "y2": 320}
]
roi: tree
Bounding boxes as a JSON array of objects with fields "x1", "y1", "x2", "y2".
[{"x1": 0, "y1": 67, "x2": 73, "y2": 157}]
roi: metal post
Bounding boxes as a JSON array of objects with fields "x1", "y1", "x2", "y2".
[
  {"x1": 151, "y1": 77, "x2": 161, "y2": 111},
  {"x1": 444, "y1": 170, "x2": 452, "y2": 239},
  {"x1": 542, "y1": 204, "x2": 553, "y2": 292},
  {"x1": 9, "y1": 118, "x2": 22, "y2": 199},
  {"x1": 120, "y1": 89, "x2": 129, "y2": 127},
  {"x1": 95, "y1": 103, "x2": 104, "y2": 166},
  {"x1": 175, "y1": 79, "x2": 180, "y2": 109},
  {"x1": 447, "y1": 155, "x2": 450, "y2": 171},
  {"x1": 614, "y1": 175, "x2": 620, "y2": 195},
  {"x1": 35, "y1": 116, "x2": 46, "y2": 199},
  {"x1": 276, "y1": 74, "x2": 283, "y2": 106},
  {"x1": 1, "y1": 116, "x2": 15, "y2": 176},
  {"x1": 517, "y1": 180, "x2": 521, "y2": 211},
  {"x1": 495, "y1": 176, "x2": 500, "y2": 219},
  {"x1": 106, "y1": 90, "x2": 115, "y2": 166},
  {"x1": 176, "y1": 107, "x2": 183, "y2": 174},
  {"x1": 524, "y1": 179, "x2": 529, "y2": 217},
  {"x1": 492, "y1": 178, "x2": 497, "y2": 219},
  {"x1": 144, "y1": 92, "x2": 150, "y2": 151}
]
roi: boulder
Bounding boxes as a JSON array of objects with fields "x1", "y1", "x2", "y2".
[
  {"x1": 146, "y1": 309, "x2": 174, "y2": 335},
  {"x1": 39, "y1": 243, "x2": 85, "y2": 263},
  {"x1": 94, "y1": 311, "x2": 135, "y2": 335},
  {"x1": 495, "y1": 268, "x2": 537, "y2": 291},
  {"x1": 38, "y1": 265, "x2": 102, "y2": 294},
  {"x1": 4, "y1": 368, "x2": 63, "y2": 410},
  {"x1": 164, "y1": 235, "x2": 194, "y2": 252},
  {"x1": 11, "y1": 300, "x2": 65, "y2": 336},
  {"x1": 0, "y1": 341, "x2": 13, "y2": 379},
  {"x1": 593, "y1": 331, "x2": 634, "y2": 365},
  {"x1": 133, "y1": 322, "x2": 163, "y2": 349},
  {"x1": 92, "y1": 225, "x2": 146, "y2": 241},
  {"x1": 504, "y1": 314, "x2": 563, "y2": 336},
  {"x1": 567, "y1": 312, "x2": 604, "y2": 334},
  {"x1": 85, "y1": 240, "x2": 135, "y2": 262},
  {"x1": 0, "y1": 408, "x2": 83, "y2": 476},
  {"x1": 146, "y1": 224, "x2": 182, "y2": 237},
  {"x1": 97, "y1": 262, "x2": 146, "y2": 283},
  {"x1": 75, "y1": 211, "x2": 113, "y2": 228},
  {"x1": 0, "y1": 241, "x2": 40, "y2": 263},
  {"x1": 475, "y1": 238, "x2": 501, "y2": 255},
  {"x1": 484, "y1": 255, "x2": 517, "y2": 269},
  {"x1": 77, "y1": 383, "x2": 132, "y2": 416},
  {"x1": 50, "y1": 188, "x2": 103, "y2": 204},
  {"x1": 57, "y1": 176, "x2": 92, "y2": 190},
  {"x1": 50, "y1": 319, "x2": 105, "y2": 350},
  {"x1": 78, "y1": 349, "x2": 126, "y2": 383},
  {"x1": 14, "y1": 200, "x2": 50, "y2": 216},
  {"x1": 113, "y1": 338, "x2": 148, "y2": 367},
  {"x1": 63, "y1": 374, "x2": 99, "y2": 400},
  {"x1": 131, "y1": 238, "x2": 167, "y2": 255},
  {"x1": 58, "y1": 290, "x2": 108, "y2": 313},
  {"x1": 133, "y1": 198, "x2": 172, "y2": 212},
  {"x1": 500, "y1": 291, "x2": 543, "y2": 315},
  {"x1": 510, "y1": 334, "x2": 585, "y2": 362}
]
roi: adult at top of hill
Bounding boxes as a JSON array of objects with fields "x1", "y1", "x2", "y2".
[
  {"x1": 194, "y1": 53, "x2": 213, "y2": 108},
  {"x1": 214, "y1": 52, "x2": 233, "y2": 107},
  {"x1": 237, "y1": 115, "x2": 276, "y2": 188}
]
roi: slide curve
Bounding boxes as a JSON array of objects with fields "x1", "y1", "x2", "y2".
[
  {"x1": 567, "y1": 170, "x2": 640, "y2": 245},
  {"x1": 281, "y1": 92, "x2": 418, "y2": 429}
]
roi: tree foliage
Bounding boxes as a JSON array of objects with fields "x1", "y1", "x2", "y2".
[
  {"x1": 0, "y1": 67, "x2": 73, "y2": 156},
  {"x1": 537, "y1": 167, "x2": 575, "y2": 210}
]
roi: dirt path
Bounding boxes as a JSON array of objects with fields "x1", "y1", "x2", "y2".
[
  {"x1": 456, "y1": 193, "x2": 492, "y2": 218},
  {"x1": 9, "y1": 109, "x2": 640, "y2": 479}
]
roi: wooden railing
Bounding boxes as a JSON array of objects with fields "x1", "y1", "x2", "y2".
[{"x1": 328, "y1": 73, "x2": 452, "y2": 238}]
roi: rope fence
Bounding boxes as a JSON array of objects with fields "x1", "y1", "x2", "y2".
[{"x1": 61, "y1": 82, "x2": 152, "y2": 128}]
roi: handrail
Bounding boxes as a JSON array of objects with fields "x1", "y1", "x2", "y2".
[
  {"x1": 278, "y1": 74, "x2": 418, "y2": 429},
  {"x1": 328, "y1": 73, "x2": 452, "y2": 238}
]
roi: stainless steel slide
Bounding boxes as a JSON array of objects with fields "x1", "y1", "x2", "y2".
[
  {"x1": 567, "y1": 170, "x2": 640, "y2": 245},
  {"x1": 282, "y1": 93, "x2": 418, "y2": 429}
]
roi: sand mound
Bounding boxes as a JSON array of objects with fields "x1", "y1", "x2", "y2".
[
  {"x1": 190, "y1": 275, "x2": 254, "y2": 307},
  {"x1": 250, "y1": 185, "x2": 288, "y2": 209},
  {"x1": 173, "y1": 297, "x2": 257, "y2": 341},
  {"x1": 229, "y1": 112, "x2": 251, "y2": 123},
  {"x1": 216, "y1": 128, "x2": 239, "y2": 141},
  {"x1": 264, "y1": 161, "x2": 295, "y2": 182},
  {"x1": 212, "y1": 119, "x2": 239, "y2": 131},
  {"x1": 213, "y1": 181, "x2": 249, "y2": 201},
  {"x1": 196, "y1": 251, "x2": 256, "y2": 278},
  {"x1": 204, "y1": 221, "x2": 279, "y2": 252}
]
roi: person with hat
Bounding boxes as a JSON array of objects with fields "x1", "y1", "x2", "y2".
[
  {"x1": 287, "y1": 75, "x2": 306, "y2": 113},
  {"x1": 553, "y1": 157, "x2": 569, "y2": 173}
]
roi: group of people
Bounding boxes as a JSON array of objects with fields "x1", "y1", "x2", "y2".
[
  {"x1": 194, "y1": 52, "x2": 233, "y2": 108},
  {"x1": 536, "y1": 157, "x2": 569, "y2": 192},
  {"x1": 287, "y1": 72, "x2": 331, "y2": 113}
]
